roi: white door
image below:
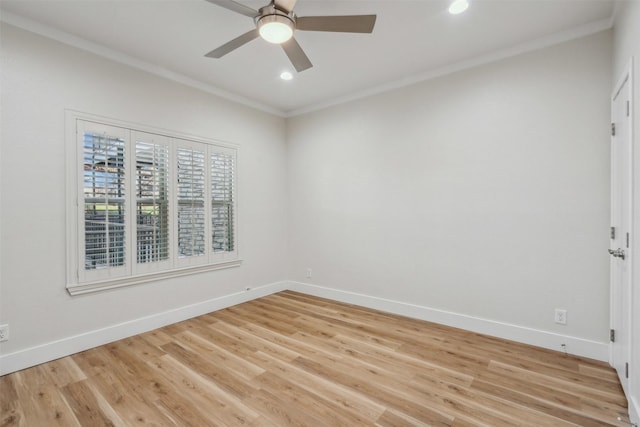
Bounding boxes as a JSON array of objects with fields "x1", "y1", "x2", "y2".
[{"x1": 610, "y1": 70, "x2": 632, "y2": 396}]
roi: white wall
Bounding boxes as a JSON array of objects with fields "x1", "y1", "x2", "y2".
[
  {"x1": 0, "y1": 24, "x2": 288, "y2": 368},
  {"x1": 613, "y1": 0, "x2": 640, "y2": 422},
  {"x1": 287, "y1": 31, "x2": 612, "y2": 352}
]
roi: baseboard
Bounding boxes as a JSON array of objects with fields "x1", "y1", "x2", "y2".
[
  {"x1": 0, "y1": 281, "x2": 289, "y2": 376},
  {"x1": 287, "y1": 281, "x2": 610, "y2": 362},
  {"x1": 0, "y1": 279, "x2": 611, "y2": 376}
]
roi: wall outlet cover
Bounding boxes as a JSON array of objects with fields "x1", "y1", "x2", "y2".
[
  {"x1": 554, "y1": 309, "x2": 567, "y2": 325},
  {"x1": 0, "y1": 324, "x2": 9, "y2": 342}
]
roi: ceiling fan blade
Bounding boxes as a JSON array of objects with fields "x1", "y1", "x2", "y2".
[
  {"x1": 296, "y1": 15, "x2": 377, "y2": 33},
  {"x1": 281, "y1": 37, "x2": 312, "y2": 72},
  {"x1": 204, "y1": 0, "x2": 258, "y2": 18},
  {"x1": 274, "y1": 0, "x2": 298, "y2": 13},
  {"x1": 205, "y1": 29, "x2": 260, "y2": 58}
]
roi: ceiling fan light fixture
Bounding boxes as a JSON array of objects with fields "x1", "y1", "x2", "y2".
[
  {"x1": 448, "y1": 0, "x2": 469, "y2": 15},
  {"x1": 258, "y1": 15, "x2": 294, "y2": 44}
]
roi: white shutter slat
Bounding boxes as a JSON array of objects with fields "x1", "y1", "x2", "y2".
[
  {"x1": 135, "y1": 139, "x2": 170, "y2": 265},
  {"x1": 210, "y1": 152, "x2": 235, "y2": 253},
  {"x1": 177, "y1": 148, "x2": 206, "y2": 258},
  {"x1": 83, "y1": 131, "x2": 126, "y2": 270}
]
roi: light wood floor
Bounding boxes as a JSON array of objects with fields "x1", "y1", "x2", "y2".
[{"x1": 0, "y1": 291, "x2": 630, "y2": 426}]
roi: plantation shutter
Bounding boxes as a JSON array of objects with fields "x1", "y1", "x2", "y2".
[
  {"x1": 69, "y1": 114, "x2": 240, "y2": 293},
  {"x1": 176, "y1": 146, "x2": 206, "y2": 260},
  {"x1": 134, "y1": 132, "x2": 171, "y2": 271},
  {"x1": 79, "y1": 121, "x2": 130, "y2": 282},
  {"x1": 211, "y1": 151, "x2": 235, "y2": 253}
]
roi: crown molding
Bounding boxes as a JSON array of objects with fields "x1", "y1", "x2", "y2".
[
  {"x1": 285, "y1": 17, "x2": 614, "y2": 117},
  {"x1": 0, "y1": 11, "x2": 287, "y2": 118}
]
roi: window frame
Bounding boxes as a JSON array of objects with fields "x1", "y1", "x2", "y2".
[{"x1": 66, "y1": 111, "x2": 240, "y2": 295}]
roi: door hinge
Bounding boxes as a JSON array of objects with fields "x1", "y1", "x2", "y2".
[
  {"x1": 627, "y1": 232, "x2": 630, "y2": 248},
  {"x1": 612, "y1": 122, "x2": 616, "y2": 136},
  {"x1": 626, "y1": 362, "x2": 629, "y2": 378},
  {"x1": 611, "y1": 227, "x2": 616, "y2": 240},
  {"x1": 610, "y1": 329, "x2": 616, "y2": 342}
]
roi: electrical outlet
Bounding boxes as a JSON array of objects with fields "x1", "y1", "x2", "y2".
[
  {"x1": 306, "y1": 268, "x2": 312, "y2": 279},
  {"x1": 0, "y1": 324, "x2": 9, "y2": 342},
  {"x1": 554, "y1": 309, "x2": 567, "y2": 325}
]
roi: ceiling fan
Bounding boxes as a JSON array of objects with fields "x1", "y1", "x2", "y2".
[{"x1": 204, "y1": 0, "x2": 377, "y2": 72}]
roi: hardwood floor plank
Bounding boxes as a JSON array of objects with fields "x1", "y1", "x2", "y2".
[
  {"x1": 182, "y1": 317, "x2": 303, "y2": 368},
  {"x1": 37, "y1": 358, "x2": 87, "y2": 388},
  {"x1": 475, "y1": 368, "x2": 581, "y2": 405},
  {"x1": 469, "y1": 377, "x2": 614, "y2": 427},
  {"x1": 291, "y1": 356, "x2": 456, "y2": 426},
  {"x1": 243, "y1": 388, "x2": 328, "y2": 427},
  {"x1": 246, "y1": 415, "x2": 280, "y2": 427},
  {"x1": 580, "y1": 395, "x2": 631, "y2": 425},
  {"x1": 118, "y1": 335, "x2": 167, "y2": 360},
  {"x1": 174, "y1": 330, "x2": 265, "y2": 381},
  {"x1": 151, "y1": 397, "x2": 222, "y2": 427},
  {"x1": 136, "y1": 329, "x2": 174, "y2": 348},
  {"x1": 160, "y1": 341, "x2": 259, "y2": 399},
  {"x1": 488, "y1": 360, "x2": 627, "y2": 405},
  {"x1": 60, "y1": 380, "x2": 118, "y2": 427},
  {"x1": 81, "y1": 380, "x2": 128, "y2": 427},
  {"x1": 213, "y1": 319, "x2": 323, "y2": 363},
  {"x1": 409, "y1": 374, "x2": 577, "y2": 427},
  {"x1": 406, "y1": 375, "x2": 530, "y2": 426},
  {"x1": 375, "y1": 409, "x2": 431, "y2": 427},
  {"x1": 0, "y1": 375, "x2": 26, "y2": 427},
  {"x1": 1, "y1": 291, "x2": 628, "y2": 426},
  {"x1": 207, "y1": 320, "x2": 302, "y2": 362},
  {"x1": 250, "y1": 350, "x2": 386, "y2": 423},
  {"x1": 11, "y1": 369, "x2": 80, "y2": 427},
  {"x1": 225, "y1": 305, "x2": 302, "y2": 336},
  {"x1": 252, "y1": 370, "x2": 371, "y2": 426},
  {"x1": 0, "y1": 399, "x2": 25, "y2": 427},
  {"x1": 72, "y1": 347, "x2": 175, "y2": 426},
  {"x1": 146, "y1": 354, "x2": 261, "y2": 426},
  {"x1": 330, "y1": 332, "x2": 475, "y2": 386},
  {"x1": 579, "y1": 363, "x2": 622, "y2": 383}
]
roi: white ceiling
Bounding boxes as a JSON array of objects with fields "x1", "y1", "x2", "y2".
[{"x1": 0, "y1": 0, "x2": 615, "y2": 116}]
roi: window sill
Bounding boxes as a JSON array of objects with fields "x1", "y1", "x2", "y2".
[{"x1": 67, "y1": 259, "x2": 242, "y2": 296}]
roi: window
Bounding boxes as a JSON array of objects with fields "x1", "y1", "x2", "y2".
[{"x1": 67, "y1": 115, "x2": 239, "y2": 294}]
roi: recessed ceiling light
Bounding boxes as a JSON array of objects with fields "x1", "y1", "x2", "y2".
[
  {"x1": 448, "y1": 0, "x2": 469, "y2": 15},
  {"x1": 280, "y1": 71, "x2": 293, "y2": 81}
]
